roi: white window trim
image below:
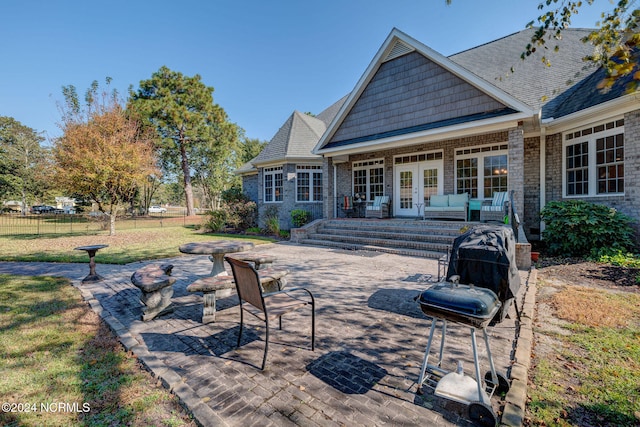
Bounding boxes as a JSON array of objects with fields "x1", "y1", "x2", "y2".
[
  {"x1": 296, "y1": 165, "x2": 323, "y2": 203},
  {"x1": 562, "y1": 119, "x2": 625, "y2": 198},
  {"x1": 264, "y1": 166, "x2": 283, "y2": 203},
  {"x1": 454, "y1": 143, "x2": 508, "y2": 199},
  {"x1": 393, "y1": 150, "x2": 444, "y2": 165},
  {"x1": 352, "y1": 158, "x2": 385, "y2": 201}
]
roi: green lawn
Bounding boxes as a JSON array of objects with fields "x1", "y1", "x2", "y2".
[
  {"x1": 0, "y1": 226, "x2": 275, "y2": 264},
  {"x1": 0, "y1": 274, "x2": 196, "y2": 426}
]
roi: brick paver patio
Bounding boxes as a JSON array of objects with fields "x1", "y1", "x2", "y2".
[{"x1": 2, "y1": 242, "x2": 532, "y2": 426}]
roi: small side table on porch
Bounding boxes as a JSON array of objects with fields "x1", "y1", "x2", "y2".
[
  {"x1": 74, "y1": 244, "x2": 109, "y2": 283},
  {"x1": 468, "y1": 199, "x2": 482, "y2": 222}
]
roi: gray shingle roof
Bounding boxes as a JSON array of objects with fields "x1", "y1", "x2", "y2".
[
  {"x1": 250, "y1": 97, "x2": 347, "y2": 165},
  {"x1": 449, "y1": 28, "x2": 598, "y2": 112},
  {"x1": 542, "y1": 49, "x2": 639, "y2": 119},
  {"x1": 235, "y1": 159, "x2": 257, "y2": 175}
]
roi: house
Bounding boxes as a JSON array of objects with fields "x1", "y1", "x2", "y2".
[
  {"x1": 309, "y1": 28, "x2": 639, "y2": 242},
  {"x1": 237, "y1": 96, "x2": 346, "y2": 229},
  {"x1": 240, "y1": 27, "x2": 640, "y2": 247}
]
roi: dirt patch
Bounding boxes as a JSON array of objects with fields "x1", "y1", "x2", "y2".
[
  {"x1": 536, "y1": 256, "x2": 640, "y2": 292},
  {"x1": 527, "y1": 257, "x2": 640, "y2": 426}
]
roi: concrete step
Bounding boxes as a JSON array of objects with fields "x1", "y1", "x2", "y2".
[
  {"x1": 322, "y1": 219, "x2": 468, "y2": 234},
  {"x1": 316, "y1": 227, "x2": 458, "y2": 244},
  {"x1": 295, "y1": 218, "x2": 473, "y2": 259},
  {"x1": 297, "y1": 238, "x2": 447, "y2": 259},
  {"x1": 307, "y1": 232, "x2": 451, "y2": 253}
]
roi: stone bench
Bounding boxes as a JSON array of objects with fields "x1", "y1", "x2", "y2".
[
  {"x1": 131, "y1": 263, "x2": 176, "y2": 321},
  {"x1": 187, "y1": 267, "x2": 290, "y2": 323},
  {"x1": 210, "y1": 253, "x2": 276, "y2": 270}
]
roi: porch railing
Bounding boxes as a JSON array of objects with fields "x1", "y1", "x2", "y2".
[{"x1": 508, "y1": 190, "x2": 521, "y2": 243}]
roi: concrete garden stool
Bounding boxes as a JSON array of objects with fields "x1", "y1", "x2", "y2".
[
  {"x1": 256, "y1": 267, "x2": 289, "y2": 293},
  {"x1": 228, "y1": 253, "x2": 276, "y2": 270},
  {"x1": 187, "y1": 267, "x2": 290, "y2": 323},
  {"x1": 187, "y1": 276, "x2": 236, "y2": 323},
  {"x1": 131, "y1": 264, "x2": 176, "y2": 321}
]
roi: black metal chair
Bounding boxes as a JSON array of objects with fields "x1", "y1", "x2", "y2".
[{"x1": 225, "y1": 256, "x2": 315, "y2": 370}]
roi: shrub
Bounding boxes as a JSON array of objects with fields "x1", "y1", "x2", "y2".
[
  {"x1": 291, "y1": 209, "x2": 311, "y2": 228},
  {"x1": 263, "y1": 206, "x2": 280, "y2": 236},
  {"x1": 204, "y1": 210, "x2": 227, "y2": 233},
  {"x1": 540, "y1": 200, "x2": 636, "y2": 257},
  {"x1": 221, "y1": 199, "x2": 257, "y2": 230},
  {"x1": 209, "y1": 187, "x2": 257, "y2": 231},
  {"x1": 589, "y1": 247, "x2": 640, "y2": 268}
]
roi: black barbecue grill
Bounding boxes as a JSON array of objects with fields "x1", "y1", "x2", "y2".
[
  {"x1": 416, "y1": 225, "x2": 519, "y2": 426},
  {"x1": 446, "y1": 224, "x2": 521, "y2": 323}
]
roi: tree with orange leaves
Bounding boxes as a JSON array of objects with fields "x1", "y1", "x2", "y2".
[{"x1": 53, "y1": 79, "x2": 159, "y2": 235}]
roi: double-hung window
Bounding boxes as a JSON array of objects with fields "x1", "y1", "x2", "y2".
[
  {"x1": 455, "y1": 144, "x2": 508, "y2": 199},
  {"x1": 296, "y1": 165, "x2": 323, "y2": 202},
  {"x1": 264, "y1": 166, "x2": 283, "y2": 203},
  {"x1": 564, "y1": 119, "x2": 624, "y2": 197},
  {"x1": 352, "y1": 159, "x2": 384, "y2": 201}
]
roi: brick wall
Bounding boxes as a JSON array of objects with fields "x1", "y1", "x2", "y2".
[
  {"x1": 327, "y1": 130, "x2": 525, "y2": 220},
  {"x1": 544, "y1": 109, "x2": 640, "y2": 242},
  {"x1": 254, "y1": 163, "x2": 325, "y2": 230},
  {"x1": 523, "y1": 136, "x2": 541, "y2": 239},
  {"x1": 241, "y1": 174, "x2": 258, "y2": 204}
]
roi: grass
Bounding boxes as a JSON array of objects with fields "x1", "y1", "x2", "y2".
[
  {"x1": 527, "y1": 286, "x2": 640, "y2": 426},
  {"x1": 0, "y1": 274, "x2": 196, "y2": 427},
  {"x1": 0, "y1": 225, "x2": 276, "y2": 264},
  {"x1": 0, "y1": 224, "x2": 277, "y2": 425}
]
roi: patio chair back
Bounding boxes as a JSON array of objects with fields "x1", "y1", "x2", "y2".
[
  {"x1": 225, "y1": 256, "x2": 316, "y2": 370},
  {"x1": 484, "y1": 191, "x2": 508, "y2": 211},
  {"x1": 373, "y1": 195, "x2": 389, "y2": 207},
  {"x1": 343, "y1": 196, "x2": 353, "y2": 210},
  {"x1": 228, "y1": 256, "x2": 266, "y2": 312}
]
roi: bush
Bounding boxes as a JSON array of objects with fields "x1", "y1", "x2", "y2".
[
  {"x1": 540, "y1": 200, "x2": 636, "y2": 257},
  {"x1": 589, "y1": 247, "x2": 640, "y2": 268},
  {"x1": 263, "y1": 206, "x2": 280, "y2": 236},
  {"x1": 221, "y1": 199, "x2": 257, "y2": 230},
  {"x1": 204, "y1": 210, "x2": 227, "y2": 233},
  {"x1": 291, "y1": 209, "x2": 311, "y2": 228},
  {"x1": 207, "y1": 187, "x2": 257, "y2": 232}
]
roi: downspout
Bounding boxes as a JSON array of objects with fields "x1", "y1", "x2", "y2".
[
  {"x1": 539, "y1": 116, "x2": 546, "y2": 237},
  {"x1": 333, "y1": 160, "x2": 337, "y2": 218}
]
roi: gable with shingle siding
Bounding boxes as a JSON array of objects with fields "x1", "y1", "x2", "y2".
[{"x1": 329, "y1": 51, "x2": 508, "y2": 144}]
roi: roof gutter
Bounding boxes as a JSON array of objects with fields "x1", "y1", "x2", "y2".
[
  {"x1": 541, "y1": 92, "x2": 640, "y2": 132},
  {"x1": 316, "y1": 112, "x2": 531, "y2": 157}
]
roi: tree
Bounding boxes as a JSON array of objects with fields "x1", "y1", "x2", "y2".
[
  {"x1": 447, "y1": 0, "x2": 640, "y2": 91},
  {"x1": 0, "y1": 116, "x2": 50, "y2": 214},
  {"x1": 241, "y1": 137, "x2": 267, "y2": 164},
  {"x1": 525, "y1": 0, "x2": 639, "y2": 92},
  {"x1": 54, "y1": 79, "x2": 159, "y2": 235},
  {"x1": 129, "y1": 66, "x2": 240, "y2": 216}
]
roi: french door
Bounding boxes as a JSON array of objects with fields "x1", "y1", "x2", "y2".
[{"x1": 394, "y1": 161, "x2": 442, "y2": 216}]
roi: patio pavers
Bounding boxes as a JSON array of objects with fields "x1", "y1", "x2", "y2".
[{"x1": 1, "y1": 242, "x2": 532, "y2": 426}]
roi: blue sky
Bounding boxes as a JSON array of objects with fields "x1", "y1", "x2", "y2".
[{"x1": 1, "y1": 0, "x2": 606, "y2": 144}]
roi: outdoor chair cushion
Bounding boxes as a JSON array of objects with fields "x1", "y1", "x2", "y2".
[
  {"x1": 448, "y1": 193, "x2": 469, "y2": 207},
  {"x1": 343, "y1": 196, "x2": 353, "y2": 210},
  {"x1": 366, "y1": 195, "x2": 390, "y2": 211},
  {"x1": 429, "y1": 195, "x2": 449, "y2": 207},
  {"x1": 481, "y1": 192, "x2": 509, "y2": 211}
]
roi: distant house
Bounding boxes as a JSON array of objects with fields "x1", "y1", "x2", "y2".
[
  {"x1": 241, "y1": 28, "x2": 640, "y2": 242},
  {"x1": 237, "y1": 97, "x2": 346, "y2": 229}
]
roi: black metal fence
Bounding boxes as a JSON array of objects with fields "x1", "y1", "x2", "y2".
[{"x1": 0, "y1": 212, "x2": 202, "y2": 237}]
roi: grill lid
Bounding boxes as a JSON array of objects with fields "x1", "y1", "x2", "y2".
[{"x1": 418, "y1": 280, "x2": 501, "y2": 326}]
